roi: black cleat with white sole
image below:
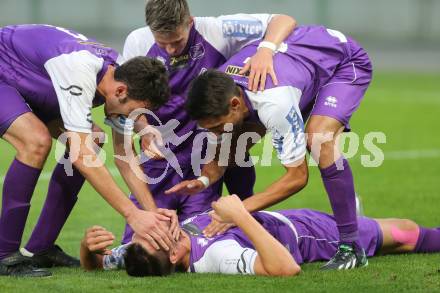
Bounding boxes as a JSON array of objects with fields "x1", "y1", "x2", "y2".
[
  {"x1": 321, "y1": 244, "x2": 368, "y2": 270},
  {"x1": 0, "y1": 252, "x2": 52, "y2": 277},
  {"x1": 21, "y1": 245, "x2": 80, "y2": 268}
]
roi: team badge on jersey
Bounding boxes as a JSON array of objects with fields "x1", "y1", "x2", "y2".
[{"x1": 190, "y1": 43, "x2": 205, "y2": 60}]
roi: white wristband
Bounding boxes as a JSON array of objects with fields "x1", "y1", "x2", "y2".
[
  {"x1": 258, "y1": 41, "x2": 278, "y2": 53},
  {"x1": 197, "y1": 176, "x2": 210, "y2": 188}
]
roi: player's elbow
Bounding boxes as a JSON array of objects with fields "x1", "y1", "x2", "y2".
[
  {"x1": 297, "y1": 169, "x2": 309, "y2": 190},
  {"x1": 269, "y1": 263, "x2": 301, "y2": 277},
  {"x1": 285, "y1": 162, "x2": 309, "y2": 194},
  {"x1": 272, "y1": 14, "x2": 297, "y2": 31},
  {"x1": 283, "y1": 264, "x2": 301, "y2": 277}
]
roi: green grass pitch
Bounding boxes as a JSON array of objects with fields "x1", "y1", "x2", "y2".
[{"x1": 0, "y1": 72, "x2": 439, "y2": 292}]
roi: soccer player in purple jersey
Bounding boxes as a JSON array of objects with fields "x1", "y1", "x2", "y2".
[
  {"x1": 119, "y1": 0, "x2": 297, "y2": 243},
  {"x1": 80, "y1": 194, "x2": 440, "y2": 276},
  {"x1": 0, "y1": 24, "x2": 177, "y2": 277},
  {"x1": 171, "y1": 25, "x2": 374, "y2": 270}
]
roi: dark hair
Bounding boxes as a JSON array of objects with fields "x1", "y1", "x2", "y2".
[
  {"x1": 145, "y1": 0, "x2": 191, "y2": 33},
  {"x1": 186, "y1": 69, "x2": 240, "y2": 120},
  {"x1": 123, "y1": 243, "x2": 175, "y2": 277},
  {"x1": 114, "y1": 56, "x2": 170, "y2": 109}
]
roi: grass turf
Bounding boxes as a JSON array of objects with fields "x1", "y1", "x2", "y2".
[{"x1": 0, "y1": 72, "x2": 439, "y2": 292}]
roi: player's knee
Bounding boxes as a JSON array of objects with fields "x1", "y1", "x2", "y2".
[
  {"x1": 399, "y1": 219, "x2": 419, "y2": 232},
  {"x1": 306, "y1": 127, "x2": 335, "y2": 151},
  {"x1": 307, "y1": 133, "x2": 336, "y2": 164},
  {"x1": 22, "y1": 131, "x2": 52, "y2": 160},
  {"x1": 390, "y1": 220, "x2": 419, "y2": 246}
]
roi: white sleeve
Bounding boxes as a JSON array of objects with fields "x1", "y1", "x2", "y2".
[
  {"x1": 193, "y1": 240, "x2": 257, "y2": 275},
  {"x1": 122, "y1": 27, "x2": 155, "y2": 63},
  {"x1": 195, "y1": 14, "x2": 274, "y2": 59},
  {"x1": 247, "y1": 86, "x2": 307, "y2": 165},
  {"x1": 44, "y1": 51, "x2": 103, "y2": 133},
  {"x1": 102, "y1": 244, "x2": 129, "y2": 271}
]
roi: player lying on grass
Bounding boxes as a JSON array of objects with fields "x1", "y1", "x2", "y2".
[
  {"x1": 0, "y1": 24, "x2": 177, "y2": 277},
  {"x1": 80, "y1": 195, "x2": 440, "y2": 276},
  {"x1": 119, "y1": 0, "x2": 297, "y2": 244},
  {"x1": 168, "y1": 25, "x2": 373, "y2": 270}
]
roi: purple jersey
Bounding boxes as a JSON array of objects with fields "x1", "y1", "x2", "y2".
[
  {"x1": 185, "y1": 209, "x2": 380, "y2": 274},
  {"x1": 219, "y1": 25, "x2": 372, "y2": 164},
  {"x1": 184, "y1": 210, "x2": 301, "y2": 274},
  {"x1": 122, "y1": 14, "x2": 274, "y2": 167},
  {"x1": 221, "y1": 25, "x2": 353, "y2": 102},
  {"x1": 0, "y1": 24, "x2": 119, "y2": 132}
]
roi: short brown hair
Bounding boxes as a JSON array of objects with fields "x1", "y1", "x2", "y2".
[
  {"x1": 186, "y1": 69, "x2": 241, "y2": 120},
  {"x1": 114, "y1": 56, "x2": 170, "y2": 109},
  {"x1": 145, "y1": 0, "x2": 191, "y2": 32},
  {"x1": 123, "y1": 243, "x2": 175, "y2": 277}
]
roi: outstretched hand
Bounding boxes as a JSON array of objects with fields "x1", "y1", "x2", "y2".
[{"x1": 165, "y1": 179, "x2": 206, "y2": 195}]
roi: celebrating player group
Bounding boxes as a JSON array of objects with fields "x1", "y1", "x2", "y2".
[{"x1": 0, "y1": 0, "x2": 439, "y2": 278}]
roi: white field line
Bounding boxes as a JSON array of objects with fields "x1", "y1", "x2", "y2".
[{"x1": 1, "y1": 149, "x2": 439, "y2": 182}]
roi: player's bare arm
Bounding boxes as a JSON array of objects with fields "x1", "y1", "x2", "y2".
[
  {"x1": 204, "y1": 160, "x2": 308, "y2": 237},
  {"x1": 243, "y1": 160, "x2": 308, "y2": 213},
  {"x1": 241, "y1": 14, "x2": 296, "y2": 92},
  {"x1": 68, "y1": 131, "x2": 174, "y2": 251},
  {"x1": 80, "y1": 226, "x2": 114, "y2": 271},
  {"x1": 112, "y1": 129, "x2": 157, "y2": 211},
  {"x1": 112, "y1": 125, "x2": 180, "y2": 240},
  {"x1": 212, "y1": 195, "x2": 301, "y2": 276}
]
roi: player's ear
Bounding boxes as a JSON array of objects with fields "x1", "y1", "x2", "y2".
[
  {"x1": 230, "y1": 96, "x2": 241, "y2": 111},
  {"x1": 169, "y1": 248, "x2": 179, "y2": 264},
  {"x1": 189, "y1": 16, "x2": 194, "y2": 25},
  {"x1": 115, "y1": 84, "x2": 128, "y2": 98}
]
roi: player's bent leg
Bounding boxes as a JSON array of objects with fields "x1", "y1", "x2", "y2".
[
  {"x1": 377, "y1": 219, "x2": 440, "y2": 255},
  {"x1": 376, "y1": 219, "x2": 419, "y2": 254},
  {"x1": 306, "y1": 115, "x2": 365, "y2": 270},
  {"x1": 0, "y1": 112, "x2": 52, "y2": 277},
  {"x1": 2, "y1": 112, "x2": 52, "y2": 169},
  {"x1": 22, "y1": 122, "x2": 105, "y2": 267},
  {"x1": 306, "y1": 115, "x2": 345, "y2": 168}
]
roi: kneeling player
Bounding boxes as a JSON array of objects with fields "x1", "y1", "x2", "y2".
[{"x1": 80, "y1": 195, "x2": 440, "y2": 276}]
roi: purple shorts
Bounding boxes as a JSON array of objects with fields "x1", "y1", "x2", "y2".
[
  {"x1": 302, "y1": 38, "x2": 373, "y2": 130},
  {"x1": 280, "y1": 209, "x2": 381, "y2": 264},
  {"x1": 0, "y1": 83, "x2": 31, "y2": 136}
]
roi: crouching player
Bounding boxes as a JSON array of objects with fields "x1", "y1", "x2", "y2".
[
  {"x1": 80, "y1": 195, "x2": 440, "y2": 276},
  {"x1": 169, "y1": 25, "x2": 374, "y2": 270}
]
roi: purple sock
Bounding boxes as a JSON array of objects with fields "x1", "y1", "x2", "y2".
[
  {"x1": 0, "y1": 159, "x2": 41, "y2": 259},
  {"x1": 414, "y1": 227, "x2": 440, "y2": 253},
  {"x1": 320, "y1": 157, "x2": 360, "y2": 247},
  {"x1": 25, "y1": 161, "x2": 84, "y2": 253}
]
